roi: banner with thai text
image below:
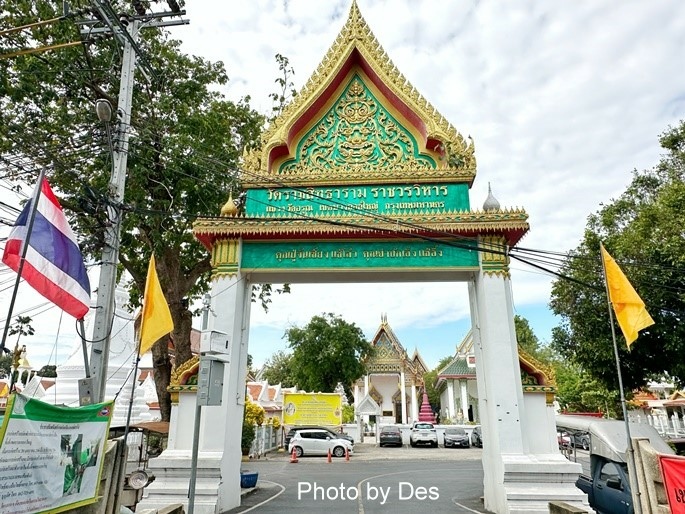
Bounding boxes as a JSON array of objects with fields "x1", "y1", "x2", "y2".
[
  {"x1": 659, "y1": 454, "x2": 685, "y2": 513},
  {"x1": 283, "y1": 393, "x2": 342, "y2": 426},
  {"x1": 0, "y1": 393, "x2": 114, "y2": 514}
]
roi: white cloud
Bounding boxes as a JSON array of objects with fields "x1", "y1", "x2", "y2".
[{"x1": 2, "y1": 0, "x2": 684, "y2": 371}]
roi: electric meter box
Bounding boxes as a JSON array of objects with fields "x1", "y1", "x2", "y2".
[
  {"x1": 197, "y1": 358, "x2": 224, "y2": 406},
  {"x1": 200, "y1": 330, "x2": 231, "y2": 354}
]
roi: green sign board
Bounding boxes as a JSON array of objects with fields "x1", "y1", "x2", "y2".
[
  {"x1": 244, "y1": 183, "x2": 471, "y2": 218},
  {"x1": 242, "y1": 239, "x2": 478, "y2": 271}
]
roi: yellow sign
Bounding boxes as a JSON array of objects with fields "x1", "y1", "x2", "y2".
[{"x1": 283, "y1": 393, "x2": 342, "y2": 426}]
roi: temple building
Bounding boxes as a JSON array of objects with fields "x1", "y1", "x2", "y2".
[
  {"x1": 437, "y1": 330, "x2": 558, "y2": 426},
  {"x1": 354, "y1": 314, "x2": 428, "y2": 424},
  {"x1": 436, "y1": 331, "x2": 479, "y2": 423}
]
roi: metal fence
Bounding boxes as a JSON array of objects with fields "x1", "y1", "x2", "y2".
[{"x1": 249, "y1": 424, "x2": 279, "y2": 458}]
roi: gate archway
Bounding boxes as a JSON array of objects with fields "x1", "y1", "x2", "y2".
[{"x1": 167, "y1": 3, "x2": 586, "y2": 513}]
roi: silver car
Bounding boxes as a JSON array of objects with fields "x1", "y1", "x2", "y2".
[
  {"x1": 288, "y1": 429, "x2": 354, "y2": 458},
  {"x1": 409, "y1": 422, "x2": 438, "y2": 447}
]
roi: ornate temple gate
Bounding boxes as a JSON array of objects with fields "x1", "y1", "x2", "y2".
[{"x1": 178, "y1": 3, "x2": 586, "y2": 514}]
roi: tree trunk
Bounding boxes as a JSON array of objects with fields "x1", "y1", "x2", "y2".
[{"x1": 152, "y1": 338, "x2": 172, "y2": 421}]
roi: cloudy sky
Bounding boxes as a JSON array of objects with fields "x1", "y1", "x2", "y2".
[{"x1": 2, "y1": 0, "x2": 684, "y2": 373}]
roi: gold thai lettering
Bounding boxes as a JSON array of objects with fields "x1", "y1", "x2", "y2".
[
  {"x1": 419, "y1": 246, "x2": 443, "y2": 257},
  {"x1": 266, "y1": 185, "x2": 449, "y2": 204},
  {"x1": 297, "y1": 248, "x2": 324, "y2": 259},
  {"x1": 386, "y1": 248, "x2": 412, "y2": 258},
  {"x1": 274, "y1": 250, "x2": 297, "y2": 262},
  {"x1": 386, "y1": 201, "x2": 445, "y2": 210},
  {"x1": 286, "y1": 205, "x2": 313, "y2": 212},
  {"x1": 363, "y1": 250, "x2": 384, "y2": 259},
  {"x1": 330, "y1": 248, "x2": 358, "y2": 258}
]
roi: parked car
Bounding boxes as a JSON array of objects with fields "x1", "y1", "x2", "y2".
[
  {"x1": 471, "y1": 426, "x2": 483, "y2": 447},
  {"x1": 557, "y1": 430, "x2": 572, "y2": 449},
  {"x1": 443, "y1": 427, "x2": 470, "y2": 448},
  {"x1": 572, "y1": 431, "x2": 590, "y2": 451},
  {"x1": 379, "y1": 425, "x2": 403, "y2": 447},
  {"x1": 288, "y1": 428, "x2": 354, "y2": 458},
  {"x1": 284, "y1": 426, "x2": 354, "y2": 448},
  {"x1": 409, "y1": 422, "x2": 438, "y2": 448}
]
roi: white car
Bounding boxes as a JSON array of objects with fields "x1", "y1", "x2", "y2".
[
  {"x1": 409, "y1": 422, "x2": 438, "y2": 447},
  {"x1": 288, "y1": 428, "x2": 354, "y2": 458}
]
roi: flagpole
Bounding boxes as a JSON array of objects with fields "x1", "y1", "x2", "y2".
[
  {"x1": 0, "y1": 168, "x2": 46, "y2": 355},
  {"x1": 600, "y1": 243, "x2": 643, "y2": 514}
]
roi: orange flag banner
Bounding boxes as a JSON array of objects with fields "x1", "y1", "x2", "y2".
[
  {"x1": 600, "y1": 244, "x2": 654, "y2": 348},
  {"x1": 139, "y1": 255, "x2": 174, "y2": 355}
]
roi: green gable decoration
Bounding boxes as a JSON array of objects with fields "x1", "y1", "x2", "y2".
[{"x1": 279, "y1": 76, "x2": 436, "y2": 175}]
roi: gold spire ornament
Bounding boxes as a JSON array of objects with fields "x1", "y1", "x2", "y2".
[{"x1": 220, "y1": 193, "x2": 238, "y2": 217}]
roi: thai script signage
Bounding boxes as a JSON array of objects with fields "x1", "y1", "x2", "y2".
[
  {"x1": 245, "y1": 183, "x2": 470, "y2": 217},
  {"x1": 242, "y1": 239, "x2": 478, "y2": 271},
  {"x1": 0, "y1": 394, "x2": 114, "y2": 514},
  {"x1": 283, "y1": 393, "x2": 343, "y2": 426}
]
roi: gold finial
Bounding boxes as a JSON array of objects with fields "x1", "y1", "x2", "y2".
[{"x1": 220, "y1": 193, "x2": 238, "y2": 217}]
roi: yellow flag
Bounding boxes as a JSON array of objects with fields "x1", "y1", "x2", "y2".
[
  {"x1": 139, "y1": 255, "x2": 174, "y2": 355},
  {"x1": 601, "y1": 245, "x2": 654, "y2": 348},
  {"x1": 0, "y1": 383, "x2": 8, "y2": 397}
]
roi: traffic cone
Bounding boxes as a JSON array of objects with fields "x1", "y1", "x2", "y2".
[
  {"x1": 345, "y1": 447, "x2": 350, "y2": 462},
  {"x1": 290, "y1": 447, "x2": 298, "y2": 463},
  {"x1": 327, "y1": 448, "x2": 332, "y2": 463}
]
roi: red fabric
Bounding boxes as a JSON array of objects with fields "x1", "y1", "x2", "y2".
[{"x1": 659, "y1": 455, "x2": 685, "y2": 512}]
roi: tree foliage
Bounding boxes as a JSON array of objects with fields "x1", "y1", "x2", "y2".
[
  {"x1": 424, "y1": 355, "x2": 452, "y2": 411},
  {"x1": 285, "y1": 313, "x2": 373, "y2": 396},
  {"x1": 514, "y1": 315, "x2": 541, "y2": 356},
  {"x1": 550, "y1": 120, "x2": 685, "y2": 391},
  {"x1": 0, "y1": 3, "x2": 266, "y2": 419},
  {"x1": 552, "y1": 358, "x2": 620, "y2": 417},
  {"x1": 37, "y1": 364, "x2": 57, "y2": 378},
  {"x1": 261, "y1": 350, "x2": 296, "y2": 387}
]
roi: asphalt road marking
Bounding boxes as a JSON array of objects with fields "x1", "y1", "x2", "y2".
[
  {"x1": 240, "y1": 480, "x2": 286, "y2": 513},
  {"x1": 452, "y1": 500, "x2": 487, "y2": 513},
  {"x1": 355, "y1": 468, "x2": 462, "y2": 513}
]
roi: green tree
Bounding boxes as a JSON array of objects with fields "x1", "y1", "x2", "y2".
[
  {"x1": 0, "y1": 353, "x2": 12, "y2": 379},
  {"x1": 36, "y1": 364, "x2": 57, "y2": 378},
  {"x1": 550, "y1": 120, "x2": 685, "y2": 391},
  {"x1": 424, "y1": 355, "x2": 452, "y2": 411},
  {"x1": 0, "y1": 3, "x2": 266, "y2": 419},
  {"x1": 285, "y1": 313, "x2": 373, "y2": 396},
  {"x1": 551, "y1": 357, "x2": 619, "y2": 417},
  {"x1": 514, "y1": 315, "x2": 541, "y2": 356},
  {"x1": 342, "y1": 404, "x2": 355, "y2": 424},
  {"x1": 9, "y1": 316, "x2": 34, "y2": 343},
  {"x1": 261, "y1": 350, "x2": 296, "y2": 387}
]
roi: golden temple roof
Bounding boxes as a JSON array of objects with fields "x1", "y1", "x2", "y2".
[{"x1": 242, "y1": 0, "x2": 476, "y2": 188}]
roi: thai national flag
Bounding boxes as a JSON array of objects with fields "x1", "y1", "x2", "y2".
[{"x1": 2, "y1": 178, "x2": 91, "y2": 319}]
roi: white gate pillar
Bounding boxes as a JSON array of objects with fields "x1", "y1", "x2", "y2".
[
  {"x1": 204, "y1": 240, "x2": 252, "y2": 514},
  {"x1": 411, "y1": 382, "x2": 418, "y2": 422},
  {"x1": 469, "y1": 236, "x2": 584, "y2": 513}
]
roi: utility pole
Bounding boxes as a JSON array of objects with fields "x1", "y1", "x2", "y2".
[{"x1": 78, "y1": 2, "x2": 188, "y2": 404}]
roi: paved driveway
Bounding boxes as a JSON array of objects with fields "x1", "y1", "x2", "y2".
[{"x1": 229, "y1": 443, "x2": 487, "y2": 513}]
